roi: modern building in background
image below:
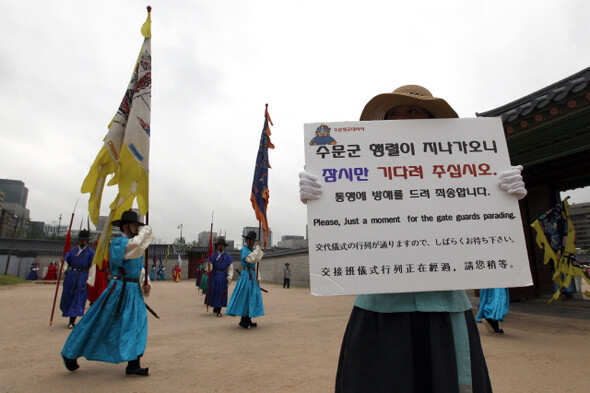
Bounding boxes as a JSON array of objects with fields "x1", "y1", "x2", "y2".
[
  {"x1": 28, "y1": 221, "x2": 45, "y2": 238},
  {"x1": 43, "y1": 223, "x2": 69, "y2": 238},
  {"x1": 277, "y1": 235, "x2": 307, "y2": 249},
  {"x1": 0, "y1": 179, "x2": 28, "y2": 206},
  {"x1": 570, "y1": 202, "x2": 590, "y2": 253},
  {"x1": 0, "y1": 209, "x2": 18, "y2": 237},
  {"x1": 242, "y1": 226, "x2": 273, "y2": 248},
  {"x1": 196, "y1": 230, "x2": 235, "y2": 249},
  {"x1": 0, "y1": 179, "x2": 30, "y2": 236},
  {"x1": 223, "y1": 239, "x2": 235, "y2": 249},
  {"x1": 198, "y1": 231, "x2": 218, "y2": 247}
]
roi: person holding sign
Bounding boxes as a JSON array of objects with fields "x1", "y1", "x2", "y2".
[{"x1": 299, "y1": 85, "x2": 527, "y2": 393}]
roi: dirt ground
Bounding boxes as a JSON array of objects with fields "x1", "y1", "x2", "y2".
[{"x1": 0, "y1": 280, "x2": 588, "y2": 393}]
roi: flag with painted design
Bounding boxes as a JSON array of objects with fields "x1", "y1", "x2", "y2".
[
  {"x1": 250, "y1": 105, "x2": 274, "y2": 249},
  {"x1": 81, "y1": 9, "x2": 152, "y2": 225},
  {"x1": 83, "y1": 8, "x2": 152, "y2": 269},
  {"x1": 531, "y1": 198, "x2": 590, "y2": 300}
]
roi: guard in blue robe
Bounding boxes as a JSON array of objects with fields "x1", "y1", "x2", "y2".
[
  {"x1": 149, "y1": 264, "x2": 156, "y2": 281},
  {"x1": 204, "y1": 237, "x2": 234, "y2": 317},
  {"x1": 226, "y1": 231, "x2": 264, "y2": 328},
  {"x1": 61, "y1": 210, "x2": 154, "y2": 376},
  {"x1": 195, "y1": 259, "x2": 204, "y2": 288},
  {"x1": 476, "y1": 288, "x2": 509, "y2": 334},
  {"x1": 157, "y1": 261, "x2": 166, "y2": 280},
  {"x1": 26, "y1": 262, "x2": 39, "y2": 280},
  {"x1": 60, "y1": 230, "x2": 94, "y2": 328}
]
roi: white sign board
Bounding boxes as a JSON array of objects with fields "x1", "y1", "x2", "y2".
[{"x1": 304, "y1": 118, "x2": 533, "y2": 296}]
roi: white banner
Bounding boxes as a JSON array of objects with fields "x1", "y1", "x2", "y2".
[{"x1": 304, "y1": 117, "x2": 532, "y2": 296}]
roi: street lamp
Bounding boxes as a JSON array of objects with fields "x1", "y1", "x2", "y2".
[{"x1": 177, "y1": 224, "x2": 183, "y2": 243}]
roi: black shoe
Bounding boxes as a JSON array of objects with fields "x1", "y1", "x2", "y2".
[
  {"x1": 216, "y1": 312, "x2": 222, "y2": 318},
  {"x1": 125, "y1": 367, "x2": 149, "y2": 376},
  {"x1": 62, "y1": 355, "x2": 79, "y2": 371},
  {"x1": 482, "y1": 318, "x2": 495, "y2": 335},
  {"x1": 249, "y1": 321, "x2": 257, "y2": 328},
  {"x1": 239, "y1": 321, "x2": 250, "y2": 329},
  {"x1": 494, "y1": 328, "x2": 504, "y2": 334}
]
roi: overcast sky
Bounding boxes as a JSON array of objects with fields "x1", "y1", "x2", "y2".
[{"x1": 1, "y1": 0, "x2": 589, "y2": 245}]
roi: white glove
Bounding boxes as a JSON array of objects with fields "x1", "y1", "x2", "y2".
[
  {"x1": 139, "y1": 267, "x2": 151, "y2": 297},
  {"x1": 244, "y1": 245, "x2": 264, "y2": 263},
  {"x1": 498, "y1": 165, "x2": 527, "y2": 200},
  {"x1": 87, "y1": 264, "x2": 96, "y2": 287},
  {"x1": 123, "y1": 225, "x2": 155, "y2": 259},
  {"x1": 299, "y1": 171, "x2": 323, "y2": 204},
  {"x1": 227, "y1": 265, "x2": 233, "y2": 285}
]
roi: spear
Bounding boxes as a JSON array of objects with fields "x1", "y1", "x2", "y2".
[
  {"x1": 49, "y1": 199, "x2": 78, "y2": 326},
  {"x1": 205, "y1": 211, "x2": 214, "y2": 312}
]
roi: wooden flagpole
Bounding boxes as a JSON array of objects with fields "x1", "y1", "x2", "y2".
[
  {"x1": 256, "y1": 221, "x2": 262, "y2": 282},
  {"x1": 205, "y1": 211, "x2": 214, "y2": 312},
  {"x1": 49, "y1": 200, "x2": 78, "y2": 326},
  {"x1": 144, "y1": 212, "x2": 149, "y2": 288}
]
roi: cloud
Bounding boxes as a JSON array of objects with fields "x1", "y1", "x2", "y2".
[{"x1": 1, "y1": 0, "x2": 589, "y2": 244}]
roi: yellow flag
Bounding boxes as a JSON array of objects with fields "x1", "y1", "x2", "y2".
[
  {"x1": 530, "y1": 199, "x2": 585, "y2": 301},
  {"x1": 81, "y1": 8, "x2": 152, "y2": 227},
  {"x1": 82, "y1": 8, "x2": 152, "y2": 269}
]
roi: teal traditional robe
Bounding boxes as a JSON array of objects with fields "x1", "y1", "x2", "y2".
[
  {"x1": 226, "y1": 245, "x2": 264, "y2": 318},
  {"x1": 61, "y1": 230, "x2": 152, "y2": 364}
]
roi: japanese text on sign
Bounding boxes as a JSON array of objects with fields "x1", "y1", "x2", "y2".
[{"x1": 304, "y1": 118, "x2": 532, "y2": 296}]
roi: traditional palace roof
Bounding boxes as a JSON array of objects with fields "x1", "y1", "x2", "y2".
[
  {"x1": 477, "y1": 66, "x2": 590, "y2": 191},
  {"x1": 477, "y1": 66, "x2": 590, "y2": 127}
]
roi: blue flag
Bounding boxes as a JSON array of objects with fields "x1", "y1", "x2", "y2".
[{"x1": 250, "y1": 105, "x2": 274, "y2": 248}]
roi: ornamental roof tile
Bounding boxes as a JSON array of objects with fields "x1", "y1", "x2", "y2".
[{"x1": 477, "y1": 66, "x2": 590, "y2": 122}]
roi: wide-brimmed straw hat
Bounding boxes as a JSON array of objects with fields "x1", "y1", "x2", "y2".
[
  {"x1": 360, "y1": 85, "x2": 458, "y2": 121},
  {"x1": 111, "y1": 210, "x2": 145, "y2": 227}
]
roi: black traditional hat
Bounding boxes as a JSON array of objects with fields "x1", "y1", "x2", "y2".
[
  {"x1": 111, "y1": 210, "x2": 145, "y2": 227},
  {"x1": 78, "y1": 230, "x2": 90, "y2": 240},
  {"x1": 214, "y1": 237, "x2": 228, "y2": 247},
  {"x1": 241, "y1": 230, "x2": 257, "y2": 241}
]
